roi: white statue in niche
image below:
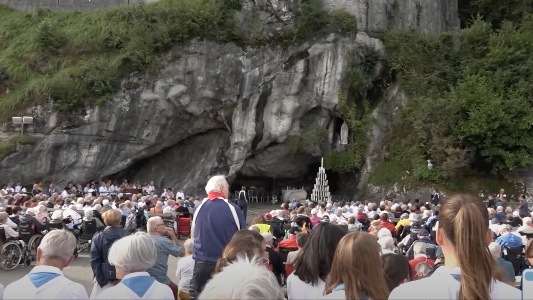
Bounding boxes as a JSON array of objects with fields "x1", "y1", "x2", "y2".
[{"x1": 340, "y1": 121, "x2": 349, "y2": 145}]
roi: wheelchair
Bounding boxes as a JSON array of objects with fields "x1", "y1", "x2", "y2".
[
  {"x1": 76, "y1": 219, "x2": 98, "y2": 254},
  {"x1": 19, "y1": 220, "x2": 45, "y2": 256},
  {"x1": 503, "y1": 245, "x2": 525, "y2": 275},
  {"x1": 0, "y1": 227, "x2": 34, "y2": 271}
]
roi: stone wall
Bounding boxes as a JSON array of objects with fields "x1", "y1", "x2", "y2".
[{"x1": 0, "y1": 0, "x2": 158, "y2": 12}]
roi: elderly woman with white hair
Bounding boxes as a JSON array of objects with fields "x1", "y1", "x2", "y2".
[
  {"x1": 95, "y1": 232, "x2": 174, "y2": 300},
  {"x1": 488, "y1": 242, "x2": 515, "y2": 283},
  {"x1": 0, "y1": 212, "x2": 19, "y2": 239},
  {"x1": 34, "y1": 204, "x2": 49, "y2": 225},
  {"x1": 199, "y1": 255, "x2": 284, "y2": 300},
  {"x1": 83, "y1": 208, "x2": 105, "y2": 229},
  {"x1": 378, "y1": 236, "x2": 396, "y2": 255}
]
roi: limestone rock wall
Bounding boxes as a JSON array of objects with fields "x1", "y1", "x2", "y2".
[{"x1": 0, "y1": 34, "x2": 377, "y2": 194}]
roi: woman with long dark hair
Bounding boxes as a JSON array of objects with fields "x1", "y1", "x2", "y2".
[
  {"x1": 287, "y1": 223, "x2": 347, "y2": 299},
  {"x1": 389, "y1": 194, "x2": 521, "y2": 300}
]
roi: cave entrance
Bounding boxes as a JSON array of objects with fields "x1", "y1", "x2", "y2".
[{"x1": 230, "y1": 161, "x2": 341, "y2": 202}]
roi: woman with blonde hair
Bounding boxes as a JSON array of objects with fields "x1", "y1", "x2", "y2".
[
  {"x1": 389, "y1": 194, "x2": 521, "y2": 300},
  {"x1": 321, "y1": 232, "x2": 390, "y2": 300}
]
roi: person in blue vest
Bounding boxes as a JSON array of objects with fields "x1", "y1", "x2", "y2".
[
  {"x1": 3, "y1": 229, "x2": 88, "y2": 300},
  {"x1": 388, "y1": 194, "x2": 521, "y2": 300},
  {"x1": 189, "y1": 175, "x2": 245, "y2": 300}
]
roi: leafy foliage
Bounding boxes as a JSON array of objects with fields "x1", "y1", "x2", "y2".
[
  {"x1": 288, "y1": 128, "x2": 328, "y2": 153},
  {"x1": 381, "y1": 16, "x2": 533, "y2": 184},
  {"x1": 0, "y1": 0, "x2": 241, "y2": 116},
  {"x1": 324, "y1": 48, "x2": 379, "y2": 173},
  {"x1": 0, "y1": 0, "x2": 357, "y2": 118}
]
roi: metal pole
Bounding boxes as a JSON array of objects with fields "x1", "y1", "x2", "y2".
[{"x1": 20, "y1": 123, "x2": 23, "y2": 137}]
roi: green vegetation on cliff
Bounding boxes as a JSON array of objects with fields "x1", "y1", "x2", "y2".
[
  {"x1": 0, "y1": 0, "x2": 357, "y2": 118},
  {"x1": 373, "y1": 5, "x2": 533, "y2": 191}
]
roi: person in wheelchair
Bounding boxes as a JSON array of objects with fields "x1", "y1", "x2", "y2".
[
  {"x1": 495, "y1": 224, "x2": 523, "y2": 249},
  {"x1": 48, "y1": 210, "x2": 69, "y2": 230},
  {"x1": 18, "y1": 210, "x2": 47, "y2": 234},
  {"x1": 0, "y1": 212, "x2": 19, "y2": 240}
]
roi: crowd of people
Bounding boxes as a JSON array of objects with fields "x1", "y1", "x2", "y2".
[{"x1": 0, "y1": 176, "x2": 530, "y2": 299}]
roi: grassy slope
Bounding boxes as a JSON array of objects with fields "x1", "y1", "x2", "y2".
[
  {"x1": 0, "y1": 0, "x2": 357, "y2": 119},
  {"x1": 0, "y1": 0, "x2": 225, "y2": 117}
]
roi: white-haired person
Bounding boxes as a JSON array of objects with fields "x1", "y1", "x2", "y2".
[
  {"x1": 199, "y1": 255, "x2": 284, "y2": 300},
  {"x1": 190, "y1": 175, "x2": 245, "y2": 300},
  {"x1": 83, "y1": 208, "x2": 105, "y2": 229},
  {"x1": 96, "y1": 232, "x2": 174, "y2": 300},
  {"x1": 3, "y1": 229, "x2": 88, "y2": 299},
  {"x1": 176, "y1": 239, "x2": 195, "y2": 300},
  {"x1": 101, "y1": 199, "x2": 112, "y2": 213},
  {"x1": 34, "y1": 205, "x2": 49, "y2": 225},
  {"x1": 0, "y1": 212, "x2": 19, "y2": 239},
  {"x1": 0, "y1": 207, "x2": 17, "y2": 229},
  {"x1": 378, "y1": 236, "x2": 396, "y2": 255},
  {"x1": 488, "y1": 242, "x2": 515, "y2": 283},
  {"x1": 90, "y1": 209, "x2": 127, "y2": 298},
  {"x1": 63, "y1": 205, "x2": 82, "y2": 228},
  {"x1": 146, "y1": 216, "x2": 183, "y2": 300}
]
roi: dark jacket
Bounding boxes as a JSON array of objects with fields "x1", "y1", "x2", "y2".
[
  {"x1": 266, "y1": 245, "x2": 284, "y2": 284},
  {"x1": 90, "y1": 226, "x2": 127, "y2": 287},
  {"x1": 192, "y1": 198, "x2": 245, "y2": 263},
  {"x1": 93, "y1": 210, "x2": 105, "y2": 225}
]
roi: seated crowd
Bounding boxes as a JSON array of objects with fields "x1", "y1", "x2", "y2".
[{"x1": 0, "y1": 177, "x2": 530, "y2": 300}]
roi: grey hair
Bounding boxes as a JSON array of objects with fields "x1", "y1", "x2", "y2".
[
  {"x1": 488, "y1": 242, "x2": 502, "y2": 259},
  {"x1": 248, "y1": 225, "x2": 260, "y2": 233},
  {"x1": 36, "y1": 205, "x2": 47, "y2": 213},
  {"x1": 199, "y1": 255, "x2": 284, "y2": 300},
  {"x1": 84, "y1": 208, "x2": 94, "y2": 220},
  {"x1": 38, "y1": 230, "x2": 77, "y2": 263},
  {"x1": 415, "y1": 262, "x2": 434, "y2": 275},
  {"x1": 377, "y1": 228, "x2": 392, "y2": 239},
  {"x1": 378, "y1": 236, "x2": 395, "y2": 251},
  {"x1": 93, "y1": 204, "x2": 102, "y2": 211},
  {"x1": 413, "y1": 242, "x2": 427, "y2": 255},
  {"x1": 524, "y1": 217, "x2": 533, "y2": 226},
  {"x1": 51, "y1": 210, "x2": 63, "y2": 220},
  {"x1": 204, "y1": 175, "x2": 228, "y2": 195},
  {"x1": 108, "y1": 232, "x2": 156, "y2": 272},
  {"x1": 0, "y1": 212, "x2": 8, "y2": 223},
  {"x1": 183, "y1": 238, "x2": 193, "y2": 253}
]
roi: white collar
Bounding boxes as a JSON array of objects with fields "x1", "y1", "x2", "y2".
[
  {"x1": 414, "y1": 254, "x2": 428, "y2": 260},
  {"x1": 123, "y1": 271, "x2": 151, "y2": 280},
  {"x1": 30, "y1": 265, "x2": 63, "y2": 275}
]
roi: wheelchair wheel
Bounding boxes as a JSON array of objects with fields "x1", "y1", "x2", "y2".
[
  {"x1": 1, "y1": 242, "x2": 23, "y2": 271},
  {"x1": 28, "y1": 235, "x2": 43, "y2": 254}
]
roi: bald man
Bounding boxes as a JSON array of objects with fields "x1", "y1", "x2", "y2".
[{"x1": 146, "y1": 216, "x2": 182, "y2": 300}]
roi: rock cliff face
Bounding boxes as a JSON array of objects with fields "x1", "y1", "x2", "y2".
[{"x1": 0, "y1": 0, "x2": 459, "y2": 198}]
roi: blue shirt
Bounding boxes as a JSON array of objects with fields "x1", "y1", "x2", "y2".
[
  {"x1": 192, "y1": 198, "x2": 245, "y2": 263},
  {"x1": 146, "y1": 236, "x2": 182, "y2": 284},
  {"x1": 496, "y1": 233, "x2": 523, "y2": 248}
]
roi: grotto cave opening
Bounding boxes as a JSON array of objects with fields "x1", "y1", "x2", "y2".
[{"x1": 230, "y1": 162, "x2": 341, "y2": 202}]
